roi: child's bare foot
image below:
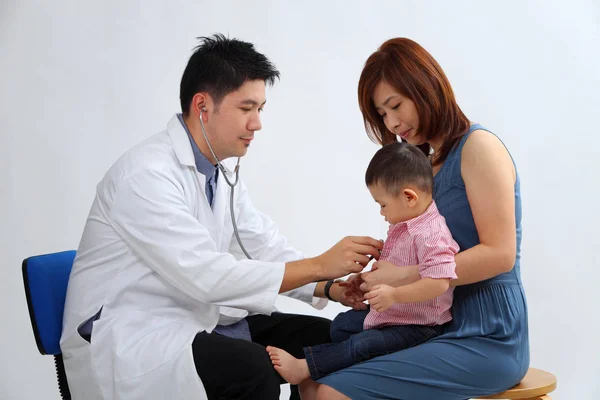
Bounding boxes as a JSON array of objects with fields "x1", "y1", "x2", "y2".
[{"x1": 266, "y1": 346, "x2": 311, "y2": 384}]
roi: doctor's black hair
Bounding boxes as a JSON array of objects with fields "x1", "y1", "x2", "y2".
[
  {"x1": 365, "y1": 141, "x2": 433, "y2": 196},
  {"x1": 180, "y1": 33, "x2": 280, "y2": 116}
]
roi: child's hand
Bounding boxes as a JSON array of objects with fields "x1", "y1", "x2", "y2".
[{"x1": 364, "y1": 284, "x2": 397, "y2": 312}]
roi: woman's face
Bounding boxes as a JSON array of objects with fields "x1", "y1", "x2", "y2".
[{"x1": 372, "y1": 80, "x2": 422, "y2": 145}]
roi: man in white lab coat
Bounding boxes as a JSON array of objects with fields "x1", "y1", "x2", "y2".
[{"x1": 60, "y1": 34, "x2": 382, "y2": 400}]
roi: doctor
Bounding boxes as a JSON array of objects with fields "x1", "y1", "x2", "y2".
[{"x1": 60, "y1": 34, "x2": 382, "y2": 400}]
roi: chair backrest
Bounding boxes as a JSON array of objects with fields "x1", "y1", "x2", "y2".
[{"x1": 22, "y1": 250, "x2": 76, "y2": 355}]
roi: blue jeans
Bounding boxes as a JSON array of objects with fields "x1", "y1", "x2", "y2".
[{"x1": 303, "y1": 309, "x2": 443, "y2": 380}]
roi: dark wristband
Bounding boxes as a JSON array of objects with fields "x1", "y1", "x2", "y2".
[{"x1": 324, "y1": 280, "x2": 337, "y2": 302}]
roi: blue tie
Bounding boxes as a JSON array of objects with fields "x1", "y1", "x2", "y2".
[
  {"x1": 206, "y1": 168, "x2": 217, "y2": 208},
  {"x1": 206, "y1": 166, "x2": 251, "y2": 341}
]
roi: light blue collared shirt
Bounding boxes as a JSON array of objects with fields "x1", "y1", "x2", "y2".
[
  {"x1": 177, "y1": 114, "x2": 219, "y2": 207},
  {"x1": 177, "y1": 114, "x2": 251, "y2": 341}
]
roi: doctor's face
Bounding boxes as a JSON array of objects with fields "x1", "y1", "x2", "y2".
[{"x1": 204, "y1": 79, "x2": 266, "y2": 160}]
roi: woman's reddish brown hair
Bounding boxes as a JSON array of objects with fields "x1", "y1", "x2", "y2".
[{"x1": 358, "y1": 38, "x2": 470, "y2": 165}]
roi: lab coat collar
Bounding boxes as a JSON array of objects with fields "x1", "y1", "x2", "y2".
[{"x1": 167, "y1": 114, "x2": 237, "y2": 174}]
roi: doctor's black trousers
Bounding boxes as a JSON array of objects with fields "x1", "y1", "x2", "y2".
[{"x1": 192, "y1": 312, "x2": 332, "y2": 400}]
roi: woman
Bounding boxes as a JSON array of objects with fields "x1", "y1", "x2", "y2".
[{"x1": 307, "y1": 38, "x2": 529, "y2": 399}]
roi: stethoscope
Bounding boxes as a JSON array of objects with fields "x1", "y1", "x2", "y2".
[{"x1": 199, "y1": 107, "x2": 253, "y2": 260}]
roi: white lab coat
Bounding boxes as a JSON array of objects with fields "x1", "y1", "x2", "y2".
[{"x1": 60, "y1": 114, "x2": 327, "y2": 400}]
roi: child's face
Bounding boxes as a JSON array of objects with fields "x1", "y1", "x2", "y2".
[{"x1": 368, "y1": 183, "x2": 419, "y2": 225}]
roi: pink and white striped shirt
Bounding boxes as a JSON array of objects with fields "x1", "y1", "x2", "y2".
[{"x1": 364, "y1": 201, "x2": 459, "y2": 330}]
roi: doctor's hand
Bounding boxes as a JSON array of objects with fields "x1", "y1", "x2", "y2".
[
  {"x1": 338, "y1": 274, "x2": 366, "y2": 306},
  {"x1": 329, "y1": 280, "x2": 368, "y2": 311},
  {"x1": 316, "y1": 236, "x2": 382, "y2": 281}
]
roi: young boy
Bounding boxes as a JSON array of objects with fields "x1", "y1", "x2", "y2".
[{"x1": 266, "y1": 141, "x2": 460, "y2": 384}]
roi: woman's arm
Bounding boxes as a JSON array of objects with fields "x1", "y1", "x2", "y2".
[
  {"x1": 360, "y1": 260, "x2": 420, "y2": 291},
  {"x1": 450, "y1": 129, "x2": 517, "y2": 286},
  {"x1": 360, "y1": 130, "x2": 517, "y2": 290},
  {"x1": 365, "y1": 278, "x2": 450, "y2": 312}
]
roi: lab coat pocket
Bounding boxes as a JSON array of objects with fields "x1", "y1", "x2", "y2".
[{"x1": 90, "y1": 310, "x2": 194, "y2": 384}]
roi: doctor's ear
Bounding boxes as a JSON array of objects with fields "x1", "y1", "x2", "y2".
[{"x1": 191, "y1": 92, "x2": 211, "y2": 117}]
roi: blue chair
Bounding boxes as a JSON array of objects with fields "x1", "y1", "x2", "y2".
[{"x1": 22, "y1": 250, "x2": 76, "y2": 400}]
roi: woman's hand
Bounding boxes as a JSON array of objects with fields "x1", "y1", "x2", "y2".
[{"x1": 359, "y1": 260, "x2": 420, "y2": 292}]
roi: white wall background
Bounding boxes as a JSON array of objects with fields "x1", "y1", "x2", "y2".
[{"x1": 2, "y1": 0, "x2": 599, "y2": 398}]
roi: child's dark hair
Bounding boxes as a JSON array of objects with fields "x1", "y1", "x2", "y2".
[
  {"x1": 365, "y1": 142, "x2": 433, "y2": 195},
  {"x1": 180, "y1": 34, "x2": 280, "y2": 116}
]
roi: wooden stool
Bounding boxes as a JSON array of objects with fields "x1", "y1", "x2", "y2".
[{"x1": 473, "y1": 368, "x2": 557, "y2": 400}]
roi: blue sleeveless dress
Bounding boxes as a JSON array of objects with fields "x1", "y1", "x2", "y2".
[{"x1": 318, "y1": 124, "x2": 530, "y2": 399}]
